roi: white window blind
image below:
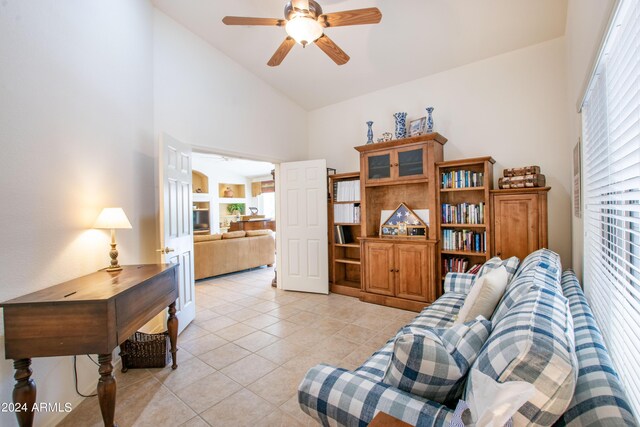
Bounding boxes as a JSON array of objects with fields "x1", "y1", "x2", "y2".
[{"x1": 582, "y1": 0, "x2": 640, "y2": 416}]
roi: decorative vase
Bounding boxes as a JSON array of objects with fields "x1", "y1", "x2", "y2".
[
  {"x1": 223, "y1": 187, "x2": 234, "y2": 198},
  {"x1": 366, "y1": 121, "x2": 374, "y2": 144},
  {"x1": 426, "y1": 107, "x2": 434, "y2": 133},
  {"x1": 394, "y1": 112, "x2": 407, "y2": 139}
]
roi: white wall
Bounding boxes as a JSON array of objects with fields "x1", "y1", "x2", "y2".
[
  {"x1": 153, "y1": 10, "x2": 308, "y2": 164},
  {"x1": 564, "y1": 0, "x2": 616, "y2": 280},
  {"x1": 0, "y1": 1, "x2": 155, "y2": 426},
  {"x1": 308, "y1": 38, "x2": 573, "y2": 267}
]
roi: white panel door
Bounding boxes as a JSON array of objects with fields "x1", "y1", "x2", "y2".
[
  {"x1": 277, "y1": 159, "x2": 328, "y2": 294},
  {"x1": 159, "y1": 133, "x2": 195, "y2": 333}
]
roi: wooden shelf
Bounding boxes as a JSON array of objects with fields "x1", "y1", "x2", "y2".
[
  {"x1": 440, "y1": 187, "x2": 485, "y2": 192},
  {"x1": 330, "y1": 281, "x2": 361, "y2": 297},
  {"x1": 441, "y1": 250, "x2": 487, "y2": 256},
  {"x1": 437, "y1": 158, "x2": 494, "y2": 284},
  {"x1": 193, "y1": 208, "x2": 209, "y2": 212},
  {"x1": 441, "y1": 223, "x2": 486, "y2": 228},
  {"x1": 329, "y1": 172, "x2": 363, "y2": 296},
  {"x1": 335, "y1": 258, "x2": 361, "y2": 265}
]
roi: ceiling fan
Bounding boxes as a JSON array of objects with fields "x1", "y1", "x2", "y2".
[{"x1": 222, "y1": 0, "x2": 382, "y2": 66}]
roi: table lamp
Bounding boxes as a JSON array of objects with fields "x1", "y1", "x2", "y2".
[{"x1": 93, "y1": 207, "x2": 132, "y2": 272}]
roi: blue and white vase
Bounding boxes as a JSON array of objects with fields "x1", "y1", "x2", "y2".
[
  {"x1": 426, "y1": 107, "x2": 434, "y2": 133},
  {"x1": 366, "y1": 121, "x2": 374, "y2": 144},
  {"x1": 394, "y1": 112, "x2": 407, "y2": 140}
]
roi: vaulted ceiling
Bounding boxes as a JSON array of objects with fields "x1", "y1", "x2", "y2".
[{"x1": 153, "y1": 0, "x2": 568, "y2": 110}]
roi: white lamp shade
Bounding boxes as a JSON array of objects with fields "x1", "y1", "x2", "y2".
[
  {"x1": 93, "y1": 207, "x2": 132, "y2": 229},
  {"x1": 286, "y1": 16, "x2": 323, "y2": 45}
]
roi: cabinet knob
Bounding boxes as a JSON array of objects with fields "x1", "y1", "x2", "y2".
[
  {"x1": 389, "y1": 269, "x2": 394, "y2": 272},
  {"x1": 395, "y1": 269, "x2": 399, "y2": 272},
  {"x1": 394, "y1": 163, "x2": 399, "y2": 166},
  {"x1": 497, "y1": 252, "x2": 501, "y2": 256}
]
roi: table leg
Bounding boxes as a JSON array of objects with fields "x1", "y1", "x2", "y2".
[
  {"x1": 13, "y1": 358, "x2": 36, "y2": 427},
  {"x1": 97, "y1": 354, "x2": 117, "y2": 427},
  {"x1": 167, "y1": 302, "x2": 178, "y2": 369}
]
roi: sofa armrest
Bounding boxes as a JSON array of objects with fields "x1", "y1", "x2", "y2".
[
  {"x1": 298, "y1": 364, "x2": 453, "y2": 427},
  {"x1": 443, "y1": 273, "x2": 476, "y2": 294}
]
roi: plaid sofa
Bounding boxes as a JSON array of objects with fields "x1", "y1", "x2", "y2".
[{"x1": 298, "y1": 249, "x2": 636, "y2": 426}]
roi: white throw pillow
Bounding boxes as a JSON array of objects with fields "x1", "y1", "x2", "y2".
[
  {"x1": 463, "y1": 368, "x2": 535, "y2": 427},
  {"x1": 456, "y1": 266, "x2": 509, "y2": 323}
]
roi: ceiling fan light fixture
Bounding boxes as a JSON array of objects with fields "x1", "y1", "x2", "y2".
[{"x1": 285, "y1": 16, "x2": 323, "y2": 46}]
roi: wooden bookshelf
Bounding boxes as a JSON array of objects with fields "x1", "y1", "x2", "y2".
[
  {"x1": 436, "y1": 157, "x2": 494, "y2": 283},
  {"x1": 328, "y1": 172, "x2": 362, "y2": 297}
]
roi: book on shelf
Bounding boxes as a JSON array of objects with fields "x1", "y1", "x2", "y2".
[
  {"x1": 443, "y1": 257, "x2": 469, "y2": 274},
  {"x1": 333, "y1": 203, "x2": 360, "y2": 224},
  {"x1": 442, "y1": 229, "x2": 486, "y2": 252},
  {"x1": 333, "y1": 179, "x2": 361, "y2": 202},
  {"x1": 467, "y1": 264, "x2": 482, "y2": 274},
  {"x1": 333, "y1": 225, "x2": 354, "y2": 245},
  {"x1": 441, "y1": 202, "x2": 485, "y2": 224},
  {"x1": 441, "y1": 170, "x2": 484, "y2": 189},
  {"x1": 442, "y1": 259, "x2": 483, "y2": 275}
]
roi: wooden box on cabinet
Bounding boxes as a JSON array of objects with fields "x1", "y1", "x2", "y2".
[{"x1": 490, "y1": 187, "x2": 550, "y2": 260}]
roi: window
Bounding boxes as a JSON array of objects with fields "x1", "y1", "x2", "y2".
[{"x1": 581, "y1": 0, "x2": 640, "y2": 415}]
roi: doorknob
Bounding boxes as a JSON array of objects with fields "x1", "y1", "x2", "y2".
[{"x1": 157, "y1": 247, "x2": 175, "y2": 254}]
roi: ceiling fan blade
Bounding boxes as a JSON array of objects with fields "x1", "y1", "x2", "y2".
[
  {"x1": 222, "y1": 16, "x2": 285, "y2": 26},
  {"x1": 315, "y1": 34, "x2": 350, "y2": 65},
  {"x1": 319, "y1": 8, "x2": 382, "y2": 27},
  {"x1": 268, "y1": 37, "x2": 296, "y2": 67}
]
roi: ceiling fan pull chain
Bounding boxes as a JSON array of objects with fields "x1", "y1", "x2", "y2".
[{"x1": 292, "y1": 0, "x2": 310, "y2": 13}]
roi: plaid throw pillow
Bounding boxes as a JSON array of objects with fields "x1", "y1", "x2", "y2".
[
  {"x1": 383, "y1": 317, "x2": 491, "y2": 404},
  {"x1": 476, "y1": 256, "x2": 520, "y2": 283}
]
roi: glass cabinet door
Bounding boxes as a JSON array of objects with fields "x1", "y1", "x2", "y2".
[
  {"x1": 397, "y1": 148, "x2": 424, "y2": 178},
  {"x1": 367, "y1": 153, "x2": 391, "y2": 180}
]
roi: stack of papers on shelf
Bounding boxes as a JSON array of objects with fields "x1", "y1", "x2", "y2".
[{"x1": 335, "y1": 180, "x2": 360, "y2": 202}]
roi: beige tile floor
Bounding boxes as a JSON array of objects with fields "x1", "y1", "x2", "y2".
[{"x1": 58, "y1": 266, "x2": 417, "y2": 427}]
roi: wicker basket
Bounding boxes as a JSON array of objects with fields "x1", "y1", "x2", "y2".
[{"x1": 120, "y1": 331, "x2": 170, "y2": 372}]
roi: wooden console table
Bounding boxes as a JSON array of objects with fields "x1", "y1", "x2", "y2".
[
  {"x1": 0, "y1": 264, "x2": 179, "y2": 427},
  {"x1": 228, "y1": 219, "x2": 276, "y2": 232}
]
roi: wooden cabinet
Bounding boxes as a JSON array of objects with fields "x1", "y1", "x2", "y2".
[
  {"x1": 364, "y1": 242, "x2": 395, "y2": 296},
  {"x1": 490, "y1": 187, "x2": 550, "y2": 260},
  {"x1": 396, "y1": 243, "x2": 434, "y2": 302},
  {"x1": 362, "y1": 240, "x2": 436, "y2": 309},
  {"x1": 356, "y1": 134, "x2": 446, "y2": 312},
  {"x1": 363, "y1": 139, "x2": 435, "y2": 186}
]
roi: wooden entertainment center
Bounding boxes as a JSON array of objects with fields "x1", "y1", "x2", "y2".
[{"x1": 328, "y1": 133, "x2": 549, "y2": 311}]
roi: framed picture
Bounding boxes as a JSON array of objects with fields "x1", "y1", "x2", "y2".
[{"x1": 408, "y1": 117, "x2": 426, "y2": 137}]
